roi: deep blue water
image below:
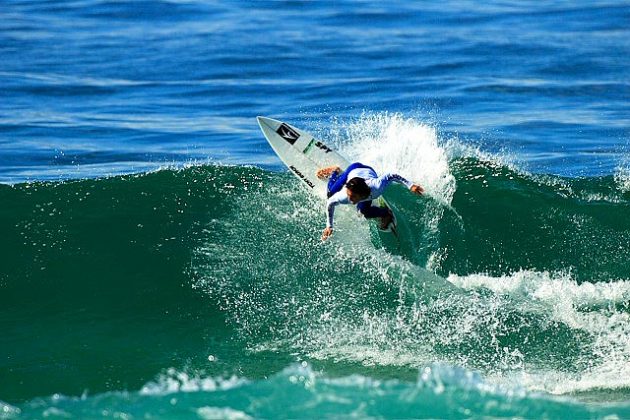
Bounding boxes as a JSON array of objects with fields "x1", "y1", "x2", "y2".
[
  {"x1": 1, "y1": 1, "x2": 628, "y2": 183},
  {"x1": 1, "y1": 1, "x2": 630, "y2": 418}
]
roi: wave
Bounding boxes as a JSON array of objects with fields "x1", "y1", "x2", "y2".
[
  {"x1": 438, "y1": 156, "x2": 630, "y2": 281},
  {"x1": 306, "y1": 112, "x2": 630, "y2": 278},
  {"x1": 5, "y1": 363, "x2": 630, "y2": 419},
  {"x1": 2, "y1": 115, "x2": 629, "y2": 404},
  {"x1": 449, "y1": 270, "x2": 630, "y2": 394}
]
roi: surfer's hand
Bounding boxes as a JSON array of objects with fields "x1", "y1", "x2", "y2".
[
  {"x1": 321, "y1": 227, "x2": 333, "y2": 241},
  {"x1": 410, "y1": 184, "x2": 424, "y2": 195}
]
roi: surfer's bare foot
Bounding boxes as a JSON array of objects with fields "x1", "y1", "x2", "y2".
[
  {"x1": 316, "y1": 166, "x2": 342, "y2": 180},
  {"x1": 379, "y1": 209, "x2": 393, "y2": 230}
]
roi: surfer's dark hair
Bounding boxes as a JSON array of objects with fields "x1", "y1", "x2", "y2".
[{"x1": 346, "y1": 177, "x2": 370, "y2": 197}]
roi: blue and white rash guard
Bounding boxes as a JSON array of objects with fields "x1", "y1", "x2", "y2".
[{"x1": 325, "y1": 166, "x2": 413, "y2": 228}]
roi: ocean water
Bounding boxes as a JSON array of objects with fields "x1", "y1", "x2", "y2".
[{"x1": 1, "y1": 1, "x2": 629, "y2": 418}]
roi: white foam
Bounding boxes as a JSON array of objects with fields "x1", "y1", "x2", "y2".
[
  {"x1": 332, "y1": 112, "x2": 457, "y2": 206},
  {"x1": 447, "y1": 270, "x2": 630, "y2": 307},
  {"x1": 506, "y1": 356, "x2": 630, "y2": 396},
  {"x1": 292, "y1": 267, "x2": 630, "y2": 395},
  {"x1": 140, "y1": 368, "x2": 248, "y2": 396},
  {"x1": 41, "y1": 407, "x2": 73, "y2": 418},
  {"x1": 448, "y1": 270, "x2": 630, "y2": 394},
  {"x1": 0, "y1": 401, "x2": 20, "y2": 417},
  {"x1": 197, "y1": 407, "x2": 253, "y2": 420},
  {"x1": 615, "y1": 165, "x2": 630, "y2": 193}
]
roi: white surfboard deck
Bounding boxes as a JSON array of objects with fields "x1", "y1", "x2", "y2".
[{"x1": 256, "y1": 116, "x2": 399, "y2": 238}]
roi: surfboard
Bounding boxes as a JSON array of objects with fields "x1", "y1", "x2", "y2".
[{"x1": 256, "y1": 116, "x2": 399, "y2": 239}]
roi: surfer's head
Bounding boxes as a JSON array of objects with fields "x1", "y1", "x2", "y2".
[{"x1": 345, "y1": 177, "x2": 370, "y2": 203}]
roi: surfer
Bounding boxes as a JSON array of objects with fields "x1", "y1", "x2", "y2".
[{"x1": 317, "y1": 162, "x2": 424, "y2": 240}]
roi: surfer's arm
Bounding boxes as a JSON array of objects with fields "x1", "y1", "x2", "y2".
[
  {"x1": 378, "y1": 173, "x2": 424, "y2": 196},
  {"x1": 326, "y1": 191, "x2": 348, "y2": 228},
  {"x1": 326, "y1": 200, "x2": 337, "y2": 229},
  {"x1": 380, "y1": 173, "x2": 413, "y2": 189},
  {"x1": 322, "y1": 190, "x2": 349, "y2": 240}
]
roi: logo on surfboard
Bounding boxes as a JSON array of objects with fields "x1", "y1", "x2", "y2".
[
  {"x1": 315, "y1": 141, "x2": 332, "y2": 153},
  {"x1": 276, "y1": 123, "x2": 300, "y2": 145}
]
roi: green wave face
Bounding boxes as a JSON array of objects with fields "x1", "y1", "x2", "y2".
[
  {"x1": 1, "y1": 166, "x2": 255, "y2": 401},
  {"x1": 435, "y1": 157, "x2": 630, "y2": 280}
]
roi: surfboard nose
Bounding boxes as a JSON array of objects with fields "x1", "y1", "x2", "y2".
[
  {"x1": 257, "y1": 116, "x2": 273, "y2": 124},
  {"x1": 257, "y1": 116, "x2": 275, "y2": 135},
  {"x1": 257, "y1": 116, "x2": 284, "y2": 135}
]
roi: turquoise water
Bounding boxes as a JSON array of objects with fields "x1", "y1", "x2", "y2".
[{"x1": 1, "y1": 1, "x2": 630, "y2": 418}]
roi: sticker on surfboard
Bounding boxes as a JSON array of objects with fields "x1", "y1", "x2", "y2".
[{"x1": 276, "y1": 123, "x2": 300, "y2": 145}]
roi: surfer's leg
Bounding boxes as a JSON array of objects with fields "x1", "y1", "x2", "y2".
[
  {"x1": 357, "y1": 201, "x2": 393, "y2": 229},
  {"x1": 356, "y1": 200, "x2": 389, "y2": 219}
]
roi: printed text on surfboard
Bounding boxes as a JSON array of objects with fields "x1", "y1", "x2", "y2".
[{"x1": 289, "y1": 165, "x2": 315, "y2": 188}]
